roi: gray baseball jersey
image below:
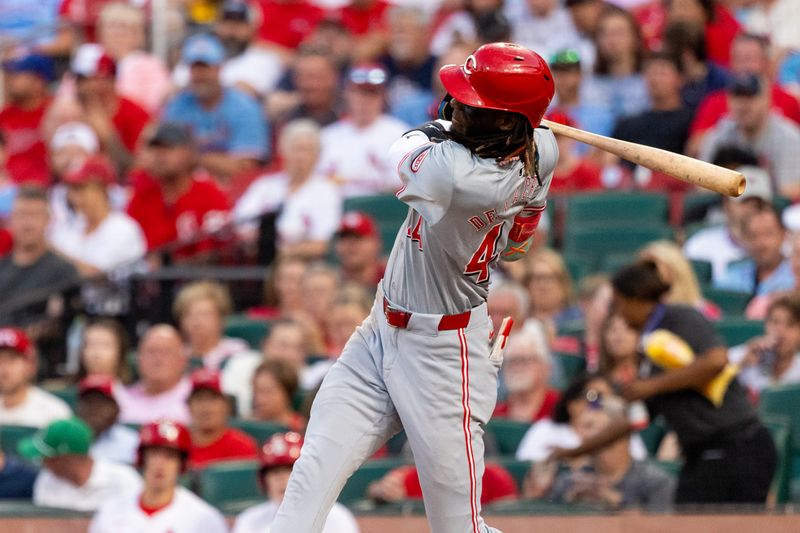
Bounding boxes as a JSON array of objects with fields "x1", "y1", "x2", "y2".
[{"x1": 271, "y1": 124, "x2": 558, "y2": 533}]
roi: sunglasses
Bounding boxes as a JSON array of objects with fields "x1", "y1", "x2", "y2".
[{"x1": 349, "y1": 67, "x2": 388, "y2": 86}]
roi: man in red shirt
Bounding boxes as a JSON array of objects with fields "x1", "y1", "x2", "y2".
[
  {"x1": 127, "y1": 123, "x2": 231, "y2": 259},
  {"x1": 255, "y1": 0, "x2": 325, "y2": 51},
  {"x1": 186, "y1": 368, "x2": 257, "y2": 469},
  {"x1": 71, "y1": 43, "x2": 150, "y2": 171},
  {"x1": 0, "y1": 54, "x2": 55, "y2": 185}
]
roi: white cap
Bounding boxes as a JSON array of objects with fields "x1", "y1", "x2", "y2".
[
  {"x1": 50, "y1": 122, "x2": 99, "y2": 153},
  {"x1": 735, "y1": 165, "x2": 773, "y2": 202}
]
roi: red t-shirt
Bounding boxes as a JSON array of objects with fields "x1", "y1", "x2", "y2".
[
  {"x1": 549, "y1": 161, "x2": 603, "y2": 194},
  {"x1": 492, "y1": 389, "x2": 561, "y2": 423},
  {"x1": 255, "y1": 0, "x2": 325, "y2": 49},
  {"x1": 401, "y1": 462, "x2": 518, "y2": 504},
  {"x1": 126, "y1": 171, "x2": 231, "y2": 257},
  {"x1": 690, "y1": 85, "x2": 800, "y2": 135},
  {"x1": 0, "y1": 101, "x2": 50, "y2": 185},
  {"x1": 188, "y1": 428, "x2": 258, "y2": 469},
  {"x1": 112, "y1": 97, "x2": 150, "y2": 152},
  {"x1": 0, "y1": 227, "x2": 12, "y2": 257},
  {"x1": 337, "y1": 0, "x2": 390, "y2": 36}
]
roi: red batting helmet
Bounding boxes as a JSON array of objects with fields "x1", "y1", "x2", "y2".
[
  {"x1": 259, "y1": 432, "x2": 304, "y2": 471},
  {"x1": 137, "y1": 420, "x2": 191, "y2": 469},
  {"x1": 439, "y1": 42, "x2": 555, "y2": 128}
]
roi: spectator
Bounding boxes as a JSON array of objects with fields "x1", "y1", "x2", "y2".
[
  {"x1": 732, "y1": 295, "x2": 800, "y2": 396},
  {"x1": 662, "y1": 21, "x2": 729, "y2": 109},
  {"x1": 70, "y1": 43, "x2": 151, "y2": 172},
  {"x1": 173, "y1": 280, "x2": 249, "y2": 371},
  {"x1": 779, "y1": 50, "x2": 800, "y2": 100},
  {"x1": 250, "y1": 359, "x2": 305, "y2": 431},
  {"x1": 598, "y1": 313, "x2": 639, "y2": 386},
  {"x1": 0, "y1": 1, "x2": 73, "y2": 58},
  {"x1": 0, "y1": 327, "x2": 71, "y2": 427},
  {"x1": 299, "y1": 263, "x2": 340, "y2": 343},
  {"x1": 548, "y1": 112, "x2": 603, "y2": 193},
  {"x1": 214, "y1": 0, "x2": 285, "y2": 99},
  {"x1": 18, "y1": 417, "x2": 142, "y2": 511},
  {"x1": 493, "y1": 326, "x2": 561, "y2": 423},
  {"x1": 739, "y1": 0, "x2": 800, "y2": 54},
  {"x1": 186, "y1": 369, "x2": 258, "y2": 469},
  {"x1": 222, "y1": 320, "x2": 310, "y2": 418},
  {"x1": 563, "y1": 0, "x2": 603, "y2": 71},
  {"x1": 117, "y1": 324, "x2": 191, "y2": 425},
  {"x1": 639, "y1": 240, "x2": 721, "y2": 320},
  {"x1": 683, "y1": 163, "x2": 772, "y2": 283},
  {"x1": 75, "y1": 318, "x2": 132, "y2": 384},
  {"x1": 698, "y1": 74, "x2": 800, "y2": 200},
  {"x1": 0, "y1": 449, "x2": 38, "y2": 499},
  {"x1": 582, "y1": 6, "x2": 650, "y2": 123},
  {"x1": 662, "y1": 0, "x2": 741, "y2": 68},
  {"x1": 76, "y1": 374, "x2": 139, "y2": 465},
  {"x1": 232, "y1": 432, "x2": 359, "y2": 533},
  {"x1": 611, "y1": 51, "x2": 694, "y2": 191},
  {"x1": 258, "y1": 256, "x2": 309, "y2": 318},
  {"x1": 317, "y1": 64, "x2": 408, "y2": 197},
  {"x1": 0, "y1": 133, "x2": 18, "y2": 221},
  {"x1": 511, "y1": 0, "x2": 580, "y2": 63},
  {"x1": 49, "y1": 155, "x2": 146, "y2": 276},
  {"x1": 164, "y1": 33, "x2": 269, "y2": 181},
  {"x1": 90, "y1": 420, "x2": 228, "y2": 533},
  {"x1": 97, "y1": 2, "x2": 172, "y2": 112},
  {"x1": 367, "y1": 461, "x2": 517, "y2": 506},
  {"x1": 523, "y1": 248, "x2": 582, "y2": 341},
  {"x1": 546, "y1": 406, "x2": 675, "y2": 510},
  {"x1": 335, "y1": 212, "x2": 385, "y2": 292},
  {"x1": 126, "y1": 123, "x2": 231, "y2": 258},
  {"x1": 0, "y1": 53, "x2": 55, "y2": 185},
  {"x1": 234, "y1": 119, "x2": 342, "y2": 260},
  {"x1": 255, "y1": 0, "x2": 325, "y2": 52},
  {"x1": 715, "y1": 205, "x2": 795, "y2": 297},
  {"x1": 0, "y1": 187, "x2": 80, "y2": 336},
  {"x1": 575, "y1": 274, "x2": 613, "y2": 371}
]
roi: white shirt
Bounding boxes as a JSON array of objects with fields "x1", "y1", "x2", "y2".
[
  {"x1": 516, "y1": 419, "x2": 647, "y2": 461},
  {"x1": 222, "y1": 47, "x2": 285, "y2": 98},
  {"x1": 729, "y1": 346, "x2": 800, "y2": 394},
  {"x1": 511, "y1": 7, "x2": 581, "y2": 67},
  {"x1": 683, "y1": 225, "x2": 747, "y2": 283},
  {"x1": 317, "y1": 116, "x2": 409, "y2": 198},
  {"x1": 234, "y1": 500, "x2": 359, "y2": 533},
  {"x1": 0, "y1": 386, "x2": 72, "y2": 428},
  {"x1": 49, "y1": 211, "x2": 147, "y2": 271},
  {"x1": 234, "y1": 172, "x2": 342, "y2": 247},
  {"x1": 34, "y1": 458, "x2": 142, "y2": 511},
  {"x1": 90, "y1": 424, "x2": 140, "y2": 465},
  {"x1": 117, "y1": 378, "x2": 192, "y2": 426},
  {"x1": 90, "y1": 486, "x2": 229, "y2": 533}
]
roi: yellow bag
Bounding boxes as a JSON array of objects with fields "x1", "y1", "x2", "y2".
[{"x1": 642, "y1": 329, "x2": 738, "y2": 407}]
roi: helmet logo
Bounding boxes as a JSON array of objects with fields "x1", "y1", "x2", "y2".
[
  {"x1": 158, "y1": 421, "x2": 179, "y2": 442},
  {"x1": 463, "y1": 54, "x2": 477, "y2": 75}
]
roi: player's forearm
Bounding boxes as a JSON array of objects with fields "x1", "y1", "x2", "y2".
[{"x1": 501, "y1": 204, "x2": 544, "y2": 261}]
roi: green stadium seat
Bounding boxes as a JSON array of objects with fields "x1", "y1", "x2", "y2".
[
  {"x1": 759, "y1": 384, "x2": 800, "y2": 501},
  {"x1": 562, "y1": 253, "x2": 593, "y2": 283},
  {"x1": 228, "y1": 420, "x2": 289, "y2": 445},
  {"x1": 0, "y1": 425, "x2": 38, "y2": 456},
  {"x1": 195, "y1": 460, "x2": 261, "y2": 509},
  {"x1": 338, "y1": 458, "x2": 410, "y2": 504},
  {"x1": 565, "y1": 192, "x2": 669, "y2": 228},
  {"x1": 494, "y1": 457, "x2": 532, "y2": 492},
  {"x1": 702, "y1": 288, "x2": 752, "y2": 317},
  {"x1": 762, "y1": 415, "x2": 792, "y2": 504},
  {"x1": 597, "y1": 252, "x2": 635, "y2": 275},
  {"x1": 681, "y1": 192, "x2": 718, "y2": 223},
  {"x1": 637, "y1": 417, "x2": 669, "y2": 457},
  {"x1": 714, "y1": 318, "x2": 763, "y2": 347},
  {"x1": 647, "y1": 459, "x2": 681, "y2": 477},
  {"x1": 224, "y1": 316, "x2": 273, "y2": 350},
  {"x1": 551, "y1": 353, "x2": 586, "y2": 391},
  {"x1": 485, "y1": 419, "x2": 531, "y2": 456},
  {"x1": 46, "y1": 386, "x2": 78, "y2": 411},
  {"x1": 690, "y1": 259, "x2": 713, "y2": 286},
  {"x1": 343, "y1": 194, "x2": 409, "y2": 256},
  {"x1": 563, "y1": 226, "x2": 674, "y2": 268}
]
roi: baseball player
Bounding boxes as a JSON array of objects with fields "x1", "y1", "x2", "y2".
[
  {"x1": 272, "y1": 42, "x2": 557, "y2": 533},
  {"x1": 232, "y1": 432, "x2": 359, "y2": 533},
  {"x1": 89, "y1": 420, "x2": 228, "y2": 533}
]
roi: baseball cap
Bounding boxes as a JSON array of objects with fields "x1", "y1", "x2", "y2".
[
  {"x1": 50, "y1": 122, "x2": 100, "y2": 153},
  {"x1": 347, "y1": 64, "x2": 388, "y2": 88},
  {"x1": 182, "y1": 33, "x2": 226, "y2": 66},
  {"x1": 734, "y1": 165, "x2": 772, "y2": 202},
  {"x1": 3, "y1": 53, "x2": 55, "y2": 82},
  {"x1": 71, "y1": 44, "x2": 116, "y2": 78},
  {"x1": 221, "y1": 0, "x2": 252, "y2": 22},
  {"x1": 337, "y1": 211, "x2": 379, "y2": 239},
  {"x1": 148, "y1": 122, "x2": 194, "y2": 147},
  {"x1": 260, "y1": 432, "x2": 304, "y2": 470},
  {"x1": 63, "y1": 155, "x2": 116, "y2": 186},
  {"x1": 78, "y1": 374, "x2": 116, "y2": 400},
  {"x1": 18, "y1": 418, "x2": 92, "y2": 460},
  {"x1": 549, "y1": 49, "x2": 581, "y2": 70},
  {"x1": 726, "y1": 73, "x2": 762, "y2": 97},
  {"x1": 0, "y1": 327, "x2": 33, "y2": 359},
  {"x1": 189, "y1": 368, "x2": 223, "y2": 396}
]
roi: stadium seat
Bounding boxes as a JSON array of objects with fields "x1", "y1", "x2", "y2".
[
  {"x1": 495, "y1": 457, "x2": 532, "y2": 492},
  {"x1": 343, "y1": 195, "x2": 409, "y2": 256},
  {"x1": 46, "y1": 386, "x2": 78, "y2": 411},
  {"x1": 690, "y1": 259, "x2": 713, "y2": 286},
  {"x1": 702, "y1": 288, "x2": 752, "y2": 317},
  {"x1": 759, "y1": 384, "x2": 800, "y2": 501},
  {"x1": 681, "y1": 192, "x2": 718, "y2": 224},
  {"x1": 762, "y1": 415, "x2": 792, "y2": 504},
  {"x1": 597, "y1": 252, "x2": 635, "y2": 275},
  {"x1": 0, "y1": 425, "x2": 38, "y2": 456},
  {"x1": 485, "y1": 419, "x2": 531, "y2": 456},
  {"x1": 228, "y1": 420, "x2": 289, "y2": 444},
  {"x1": 562, "y1": 226, "x2": 674, "y2": 269},
  {"x1": 224, "y1": 315, "x2": 272, "y2": 350},
  {"x1": 338, "y1": 458, "x2": 410, "y2": 504},
  {"x1": 550, "y1": 353, "x2": 586, "y2": 391},
  {"x1": 638, "y1": 417, "x2": 669, "y2": 457},
  {"x1": 713, "y1": 318, "x2": 763, "y2": 347},
  {"x1": 565, "y1": 191, "x2": 669, "y2": 229},
  {"x1": 195, "y1": 460, "x2": 261, "y2": 510}
]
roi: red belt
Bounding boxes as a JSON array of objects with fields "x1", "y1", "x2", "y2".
[{"x1": 383, "y1": 297, "x2": 471, "y2": 331}]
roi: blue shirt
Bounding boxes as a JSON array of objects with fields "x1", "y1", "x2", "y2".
[
  {"x1": 0, "y1": 0, "x2": 61, "y2": 47},
  {"x1": 0, "y1": 456, "x2": 38, "y2": 499},
  {"x1": 715, "y1": 258, "x2": 796, "y2": 296},
  {"x1": 779, "y1": 52, "x2": 800, "y2": 88},
  {"x1": 163, "y1": 87, "x2": 269, "y2": 160}
]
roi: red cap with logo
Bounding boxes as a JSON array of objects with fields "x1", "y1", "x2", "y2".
[
  {"x1": 0, "y1": 327, "x2": 33, "y2": 359},
  {"x1": 337, "y1": 211, "x2": 379, "y2": 239},
  {"x1": 260, "y1": 432, "x2": 304, "y2": 470},
  {"x1": 78, "y1": 374, "x2": 116, "y2": 399},
  {"x1": 138, "y1": 420, "x2": 192, "y2": 458},
  {"x1": 189, "y1": 368, "x2": 223, "y2": 396},
  {"x1": 71, "y1": 44, "x2": 116, "y2": 78},
  {"x1": 63, "y1": 155, "x2": 116, "y2": 186}
]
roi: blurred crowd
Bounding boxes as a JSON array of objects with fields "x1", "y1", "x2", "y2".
[{"x1": 0, "y1": 0, "x2": 799, "y2": 526}]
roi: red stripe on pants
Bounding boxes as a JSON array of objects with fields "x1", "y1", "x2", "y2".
[{"x1": 458, "y1": 327, "x2": 479, "y2": 533}]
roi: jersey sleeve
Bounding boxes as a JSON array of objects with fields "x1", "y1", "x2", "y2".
[
  {"x1": 389, "y1": 133, "x2": 455, "y2": 225},
  {"x1": 529, "y1": 126, "x2": 559, "y2": 209}
]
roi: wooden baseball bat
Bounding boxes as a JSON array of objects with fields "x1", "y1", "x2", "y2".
[{"x1": 541, "y1": 119, "x2": 746, "y2": 197}]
